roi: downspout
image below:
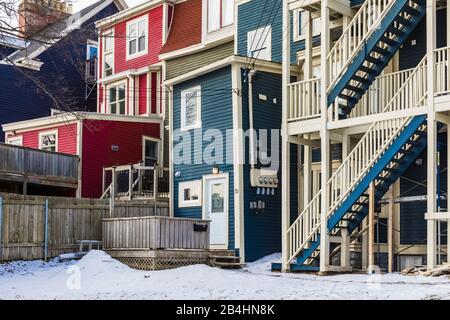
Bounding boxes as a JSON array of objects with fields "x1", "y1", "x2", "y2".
[{"x1": 248, "y1": 69, "x2": 257, "y2": 169}]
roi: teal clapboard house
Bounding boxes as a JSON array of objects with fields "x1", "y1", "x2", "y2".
[{"x1": 164, "y1": 0, "x2": 303, "y2": 262}]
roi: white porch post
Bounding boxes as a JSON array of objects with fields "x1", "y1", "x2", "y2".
[
  {"x1": 341, "y1": 132, "x2": 351, "y2": 268},
  {"x1": 281, "y1": 0, "x2": 291, "y2": 272},
  {"x1": 426, "y1": 0, "x2": 437, "y2": 270},
  {"x1": 304, "y1": 11, "x2": 313, "y2": 209},
  {"x1": 447, "y1": 2, "x2": 450, "y2": 263},
  {"x1": 319, "y1": 0, "x2": 331, "y2": 273}
]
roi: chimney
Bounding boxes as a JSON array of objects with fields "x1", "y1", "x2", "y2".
[{"x1": 18, "y1": 0, "x2": 73, "y2": 38}]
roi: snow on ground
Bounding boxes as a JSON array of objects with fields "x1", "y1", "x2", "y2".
[{"x1": 0, "y1": 250, "x2": 449, "y2": 300}]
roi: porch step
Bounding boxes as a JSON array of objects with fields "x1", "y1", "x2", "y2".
[
  {"x1": 209, "y1": 251, "x2": 245, "y2": 269},
  {"x1": 211, "y1": 261, "x2": 247, "y2": 269}
]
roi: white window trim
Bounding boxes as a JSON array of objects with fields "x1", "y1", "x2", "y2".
[
  {"x1": 107, "y1": 80, "x2": 128, "y2": 115},
  {"x1": 7, "y1": 136, "x2": 23, "y2": 146},
  {"x1": 201, "y1": 0, "x2": 234, "y2": 45},
  {"x1": 180, "y1": 86, "x2": 202, "y2": 132},
  {"x1": 86, "y1": 39, "x2": 98, "y2": 60},
  {"x1": 102, "y1": 29, "x2": 114, "y2": 77},
  {"x1": 247, "y1": 26, "x2": 272, "y2": 61},
  {"x1": 293, "y1": 9, "x2": 321, "y2": 42},
  {"x1": 126, "y1": 15, "x2": 149, "y2": 61},
  {"x1": 142, "y1": 135, "x2": 162, "y2": 166},
  {"x1": 39, "y1": 130, "x2": 58, "y2": 152},
  {"x1": 179, "y1": 180, "x2": 202, "y2": 208}
]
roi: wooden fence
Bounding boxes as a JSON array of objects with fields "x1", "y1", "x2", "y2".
[
  {"x1": 103, "y1": 216, "x2": 210, "y2": 250},
  {"x1": 0, "y1": 193, "x2": 169, "y2": 261}
]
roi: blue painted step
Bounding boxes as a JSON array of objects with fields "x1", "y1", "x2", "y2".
[{"x1": 328, "y1": 0, "x2": 426, "y2": 116}]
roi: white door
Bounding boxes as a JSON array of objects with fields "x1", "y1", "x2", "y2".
[{"x1": 205, "y1": 177, "x2": 227, "y2": 246}]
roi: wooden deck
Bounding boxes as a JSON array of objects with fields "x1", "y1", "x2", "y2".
[
  {"x1": 103, "y1": 216, "x2": 215, "y2": 270},
  {"x1": 0, "y1": 143, "x2": 79, "y2": 194}
]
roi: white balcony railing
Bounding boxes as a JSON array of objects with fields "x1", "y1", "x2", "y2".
[
  {"x1": 435, "y1": 47, "x2": 450, "y2": 96},
  {"x1": 287, "y1": 78, "x2": 321, "y2": 122}
]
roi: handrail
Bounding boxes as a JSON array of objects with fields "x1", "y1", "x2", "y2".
[
  {"x1": 327, "y1": 0, "x2": 397, "y2": 91},
  {"x1": 434, "y1": 46, "x2": 450, "y2": 96},
  {"x1": 287, "y1": 78, "x2": 321, "y2": 121}
]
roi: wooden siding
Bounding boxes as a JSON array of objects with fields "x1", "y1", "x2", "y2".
[
  {"x1": 399, "y1": 9, "x2": 447, "y2": 70},
  {"x1": 0, "y1": 143, "x2": 78, "y2": 188},
  {"x1": 138, "y1": 74, "x2": 147, "y2": 115},
  {"x1": 237, "y1": 0, "x2": 303, "y2": 65},
  {"x1": 0, "y1": 2, "x2": 120, "y2": 142},
  {"x1": 165, "y1": 41, "x2": 234, "y2": 80},
  {"x1": 240, "y1": 70, "x2": 290, "y2": 262},
  {"x1": 102, "y1": 216, "x2": 210, "y2": 250},
  {"x1": 0, "y1": 194, "x2": 169, "y2": 261},
  {"x1": 111, "y1": 7, "x2": 164, "y2": 74},
  {"x1": 172, "y1": 66, "x2": 235, "y2": 249},
  {"x1": 81, "y1": 119, "x2": 160, "y2": 198}
]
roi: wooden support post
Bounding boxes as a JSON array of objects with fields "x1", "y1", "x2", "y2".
[
  {"x1": 388, "y1": 185, "x2": 394, "y2": 273},
  {"x1": 426, "y1": 0, "x2": 437, "y2": 271},
  {"x1": 281, "y1": 0, "x2": 291, "y2": 272},
  {"x1": 128, "y1": 165, "x2": 133, "y2": 201},
  {"x1": 112, "y1": 166, "x2": 117, "y2": 200},
  {"x1": 22, "y1": 181, "x2": 28, "y2": 195},
  {"x1": 448, "y1": 127, "x2": 450, "y2": 263},
  {"x1": 102, "y1": 167, "x2": 106, "y2": 195},
  {"x1": 341, "y1": 132, "x2": 351, "y2": 268},
  {"x1": 44, "y1": 198, "x2": 49, "y2": 262},
  {"x1": 368, "y1": 182, "x2": 375, "y2": 273},
  {"x1": 319, "y1": 0, "x2": 331, "y2": 273}
]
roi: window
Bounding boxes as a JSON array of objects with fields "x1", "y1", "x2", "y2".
[
  {"x1": 294, "y1": 10, "x2": 321, "y2": 41},
  {"x1": 7, "y1": 136, "x2": 22, "y2": 146},
  {"x1": 126, "y1": 16, "x2": 148, "y2": 59},
  {"x1": 207, "y1": 0, "x2": 233, "y2": 33},
  {"x1": 143, "y1": 137, "x2": 160, "y2": 167},
  {"x1": 247, "y1": 26, "x2": 272, "y2": 61},
  {"x1": 181, "y1": 86, "x2": 201, "y2": 131},
  {"x1": 39, "y1": 130, "x2": 57, "y2": 152},
  {"x1": 103, "y1": 30, "x2": 114, "y2": 76},
  {"x1": 109, "y1": 83, "x2": 126, "y2": 115},
  {"x1": 86, "y1": 41, "x2": 98, "y2": 60},
  {"x1": 179, "y1": 180, "x2": 202, "y2": 207}
]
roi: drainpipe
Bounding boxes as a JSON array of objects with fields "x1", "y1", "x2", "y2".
[{"x1": 248, "y1": 69, "x2": 257, "y2": 169}]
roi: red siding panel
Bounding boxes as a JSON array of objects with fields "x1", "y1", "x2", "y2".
[
  {"x1": 113, "y1": 6, "x2": 164, "y2": 73},
  {"x1": 139, "y1": 74, "x2": 147, "y2": 115},
  {"x1": 81, "y1": 120, "x2": 160, "y2": 198},
  {"x1": 6, "y1": 123, "x2": 78, "y2": 155}
]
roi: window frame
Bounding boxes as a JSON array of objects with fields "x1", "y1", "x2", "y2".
[
  {"x1": 108, "y1": 81, "x2": 127, "y2": 115},
  {"x1": 293, "y1": 9, "x2": 321, "y2": 42},
  {"x1": 39, "y1": 130, "x2": 58, "y2": 152},
  {"x1": 102, "y1": 29, "x2": 114, "y2": 77},
  {"x1": 247, "y1": 26, "x2": 272, "y2": 61},
  {"x1": 179, "y1": 180, "x2": 202, "y2": 208},
  {"x1": 180, "y1": 86, "x2": 202, "y2": 132},
  {"x1": 7, "y1": 136, "x2": 23, "y2": 146},
  {"x1": 207, "y1": 0, "x2": 233, "y2": 33},
  {"x1": 142, "y1": 135, "x2": 162, "y2": 167},
  {"x1": 126, "y1": 15, "x2": 149, "y2": 60}
]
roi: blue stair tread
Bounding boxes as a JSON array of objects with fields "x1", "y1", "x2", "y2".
[{"x1": 271, "y1": 262, "x2": 320, "y2": 272}]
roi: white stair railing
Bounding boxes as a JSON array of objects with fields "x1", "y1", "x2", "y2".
[
  {"x1": 286, "y1": 55, "x2": 428, "y2": 264},
  {"x1": 327, "y1": 0, "x2": 398, "y2": 91}
]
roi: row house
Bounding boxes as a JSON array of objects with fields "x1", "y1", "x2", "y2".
[
  {"x1": 0, "y1": 0, "x2": 127, "y2": 142},
  {"x1": 275, "y1": 0, "x2": 450, "y2": 273},
  {"x1": 162, "y1": 0, "x2": 295, "y2": 262},
  {"x1": 1, "y1": 0, "x2": 167, "y2": 199}
]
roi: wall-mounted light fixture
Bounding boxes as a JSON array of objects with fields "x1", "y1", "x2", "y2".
[{"x1": 212, "y1": 165, "x2": 219, "y2": 175}]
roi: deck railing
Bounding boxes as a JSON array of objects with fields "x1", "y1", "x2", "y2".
[
  {"x1": 435, "y1": 46, "x2": 450, "y2": 96},
  {"x1": 102, "y1": 216, "x2": 210, "y2": 250},
  {"x1": 0, "y1": 143, "x2": 78, "y2": 187},
  {"x1": 287, "y1": 78, "x2": 321, "y2": 121}
]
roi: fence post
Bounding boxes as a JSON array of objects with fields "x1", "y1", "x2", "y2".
[
  {"x1": 128, "y1": 164, "x2": 133, "y2": 201},
  {"x1": 153, "y1": 166, "x2": 158, "y2": 214},
  {"x1": 44, "y1": 197, "x2": 49, "y2": 262},
  {"x1": 0, "y1": 196, "x2": 3, "y2": 261}
]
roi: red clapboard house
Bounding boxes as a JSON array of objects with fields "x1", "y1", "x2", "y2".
[{"x1": 2, "y1": 1, "x2": 173, "y2": 198}]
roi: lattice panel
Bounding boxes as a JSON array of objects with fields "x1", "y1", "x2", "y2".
[{"x1": 116, "y1": 257, "x2": 208, "y2": 271}]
